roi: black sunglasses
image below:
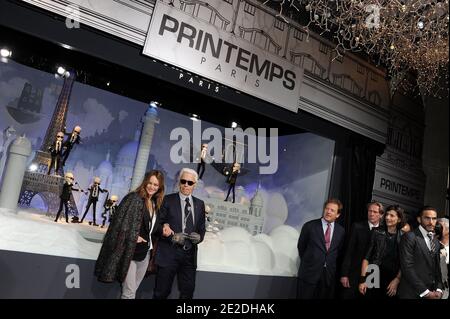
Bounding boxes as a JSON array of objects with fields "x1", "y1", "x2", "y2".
[{"x1": 180, "y1": 179, "x2": 195, "y2": 186}]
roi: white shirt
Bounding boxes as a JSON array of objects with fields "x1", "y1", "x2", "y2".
[
  {"x1": 321, "y1": 218, "x2": 335, "y2": 241},
  {"x1": 149, "y1": 208, "x2": 157, "y2": 251},
  {"x1": 368, "y1": 221, "x2": 379, "y2": 230},
  {"x1": 419, "y1": 225, "x2": 433, "y2": 251},
  {"x1": 442, "y1": 243, "x2": 449, "y2": 264},
  {"x1": 179, "y1": 192, "x2": 195, "y2": 232}
]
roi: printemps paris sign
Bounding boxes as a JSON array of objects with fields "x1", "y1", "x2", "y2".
[{"x1": 143, "y1": 1, "x2": 303, "y2": 112}]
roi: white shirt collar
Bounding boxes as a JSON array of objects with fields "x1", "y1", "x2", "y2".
[
  {"x1": 368, "y1": 221, "x2": 379, "y2": 229},
  {"x1": 179, "y1": 192, "x2": 192, "y2": 203},
  {"x1": 419, "y1": 225, "x2": 431, "y2": 238},
  {"x1": 321, "y1": 218, "x2": 334, "y2": 226}
]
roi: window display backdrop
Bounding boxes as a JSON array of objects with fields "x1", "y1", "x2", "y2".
[{"x1": 0, "y1": 60, "x2": 335, "y2": 276}]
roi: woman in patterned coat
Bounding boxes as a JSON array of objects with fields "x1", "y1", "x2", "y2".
[{"x1": 94, "y1": 170, "x2": 165, "y2": 298}]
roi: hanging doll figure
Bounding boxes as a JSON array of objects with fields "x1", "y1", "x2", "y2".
[
  {"x1": 196, "y1": 143, "x2": 208, "y2": 180},
  {"x1": 47, "y1": 131, "x2": 65, "y2": 175},
  {"x1": 62, "y1": 125, "x2": 81, "y2": 166},
  {"x1": 101, "y1": 194, "x2": 118, "y2": 228},
  {"x1": 80, "y1": 176, "x2": 107, "y2": 226},
  {"x1": 54, "y1": 172, "x2": 83, "y2": 223},
  {"x1": 224, "y1": 162, "x2": 240, "y2": 203}
]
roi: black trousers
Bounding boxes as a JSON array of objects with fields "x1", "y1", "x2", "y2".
[
  {"x1": 197, "y1": 161, "x2": 205, "y2": 179},
  {"x1": 62, "y1": 147, "x2": 73, "y2": 166},
  {"x1": 80, "y1": 198, "x2": 98, "y2": 223},
  {"x1": 55, "y1": 199, "x2": 69, "y2": 222},
  {"x1": 47, "y1": 155, "x2": 61, "y2": 175},
  {"x1": 153, "y1": 248, "x2": 197, "y2": 299},
  {"x1": 225, "y1": 184, "x2": 236, "y2": 203},
  {"x1": 297, "y1": 267, "x2": 335, "y2": 299},
  {"x1": 340, "y1": 274, "x2": 360, "y2": 299}
]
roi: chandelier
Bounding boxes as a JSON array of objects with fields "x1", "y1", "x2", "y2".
[{"x1": 261, "y1": 0, "x2": 449, "y2": 98}]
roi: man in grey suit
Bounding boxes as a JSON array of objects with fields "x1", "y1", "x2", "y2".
[{"x1": 398, "y1": 206, "x2": 443, "y2": 299}]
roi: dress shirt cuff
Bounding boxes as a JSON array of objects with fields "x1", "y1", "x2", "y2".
[
  {"x1": 420, "y1": 289, "x2": 430, "y2": 298},
  {"x1": 436, "y1": 289, "x2": 443, "y2": 293}
]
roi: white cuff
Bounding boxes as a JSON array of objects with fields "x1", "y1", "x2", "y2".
[{"x1": 420, "y1": 289, "x2": 430, "y2": 298}]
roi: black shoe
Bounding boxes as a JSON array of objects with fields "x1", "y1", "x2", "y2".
[{"x1": 92, "y1": 223, "x2": 99, "y2": 227}]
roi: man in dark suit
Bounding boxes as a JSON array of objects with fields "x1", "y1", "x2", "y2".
[
  {"x1": 153, "y1": 168, "x2": 206, "y2": 299},
  {"x1": 340, "y1": 201, "x2": 384, "y2": 299},
  {"x1": 80, "y1": 176, "x2": 107, "y2": 226},
  {"x1": 47, "y1": 132, "x2": 64, "y2": 175},
  {"x1": 297, "y1": 198, "x2": 345, "y2": 299},
  {"x1": 54, "y1": 172, "x2": 82, "y2": 223},
  {"x1": 398, "y1": 206, "x2": 444, "y2": 299},
  {"x1": 62, "y1": 125, "x2": 81, "y2": 166}
]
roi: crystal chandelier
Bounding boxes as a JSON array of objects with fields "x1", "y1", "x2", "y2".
[{"x1": 261, "y1": 0, "x2": 449, "y2": 98}]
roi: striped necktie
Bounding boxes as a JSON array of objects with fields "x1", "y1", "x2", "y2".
[{"x1": 427, "y1": 232, "x2": 436, "y2": 252}]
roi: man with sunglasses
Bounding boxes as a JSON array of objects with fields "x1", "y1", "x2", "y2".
[
  {"x1": 54, "y1": 172, "x2": 82, "y2": 223},
  {"x1": 153, "y1": 168, "x2": 206, "y2": 299},
  {"x1": 47, "y1": 132, "x2": 65, "y2": 175}
]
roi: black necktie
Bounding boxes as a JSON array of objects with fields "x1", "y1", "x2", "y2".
[
  {"x1": 184, "y1": 198, "x2": 194, "y2": 250},
  {"x1": 184, "y1": 198, "x2": 194, "y2": 234},
  {"x1": 427, "y1": 232, "x2": 436, "y2": 252}
]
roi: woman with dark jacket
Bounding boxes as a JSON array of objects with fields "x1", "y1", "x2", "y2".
[
  {"x1": 94, "y1": 170, "x2": 165, "y2": 299},
  {"x1": 358, "y1": 205, "x2": 406, "y2": 298}
]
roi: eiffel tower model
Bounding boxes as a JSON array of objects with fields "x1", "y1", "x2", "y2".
[{"x1": 18, "y1": 71, "x2": 80, "y2": 220}]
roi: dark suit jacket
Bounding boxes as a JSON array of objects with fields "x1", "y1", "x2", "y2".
[
  {"x1": 298, "y1": 218, "x2": 345, "y2": 285},
  {"x1": 87, "y1": 185, "x2": 106, "y2": 202},
  {"x1": 48, "y1": 141, "x2": 63, "y2": 157},
  {"x1": 398, "y1": 228, "x2": 443, "y2": 299},
  {"x1": 341, "y1": 221, "x2": 372, "y2": 282},
  {"x1": 155, "y1": 193, "x2": 206, "y2": 267},
  {"x1": 63, "y1": 132, "x2": 80, "y2": 149},
  {"x1": 60, "y1": 182, "x2": 79, "y2": 201}
]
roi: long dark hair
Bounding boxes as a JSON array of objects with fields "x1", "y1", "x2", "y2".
[
  {"x1": 134, "y1": 170, "x2": 165, "y2": 211},
  {"x1": 384, "y1": 205, "x2": 406, "y2": 230}
]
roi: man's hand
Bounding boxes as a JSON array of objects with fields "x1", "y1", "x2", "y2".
[
  {"x1": 188, "y1": 232, "x2": 201, "y2": 244},
  {"x1": 424, "y1": 291, "x2": 441, "y2": 299},
  {"x1": 163, "y1": 223, "x2": 174, "y2": 237},
  {"x1": 137, "y1": 236, "x2": 147, "y2": 243},
  {"x1": 386, "y1": 277, "x2": 400, "y2": 297},
  {"x1": 358, "y1": 282, "x2": 368, "y2": 295},
  {"x1": 340, "y1": 277, "x2": 350, "y2": 288}
]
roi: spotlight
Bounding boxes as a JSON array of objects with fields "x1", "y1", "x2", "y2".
[
  {"x1": 29, "y1": 164, "x2": 38, "y2": 172},
  {"x1": 0, "y1": 48, "x2": 12, "y2": 58},
  {"x1": 190, "y1": 113, "x2": 200, "y2": 121},
  {"x1": 106, "y1": 81, "x2": 111, "y2": 87},
  {"x1": 231, "y1": 121, "x2": 238, "y2": 129},
  {"x1": 57, "y1": 66, "x2": 66, "y2": 76}
]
